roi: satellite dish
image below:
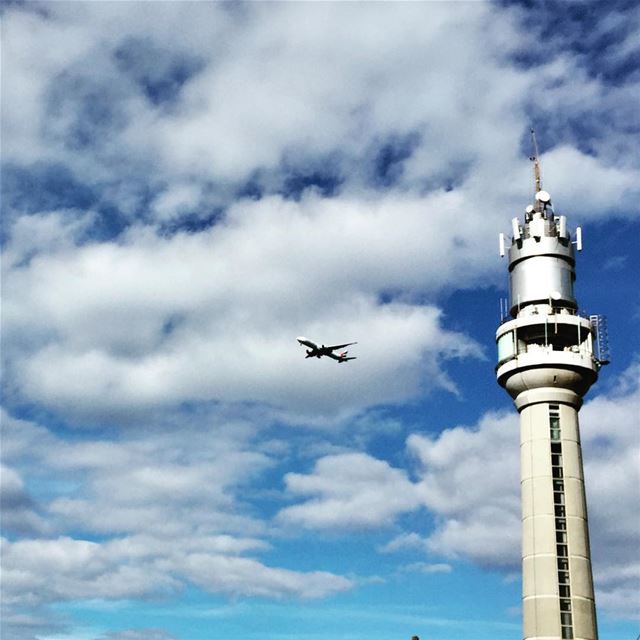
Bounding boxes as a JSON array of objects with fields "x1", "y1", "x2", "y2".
[
  {"x1": 535, "y1": 190, "x2": 551, "y2": 203},
  {"x1": 551, "y1": 291, "x2": 561, "y2": 300},
  {"x1": 525, "y1": 205, "x2": 534, "y2": 214}
]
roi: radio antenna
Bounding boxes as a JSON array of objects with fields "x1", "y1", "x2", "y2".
[{"x1": 529, "y1": 127, "x2": 542, "y2": 195}]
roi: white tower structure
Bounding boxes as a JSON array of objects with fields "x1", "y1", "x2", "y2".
[{"x1": 495, "y1": 141, "x2": 607, "y2": 640}]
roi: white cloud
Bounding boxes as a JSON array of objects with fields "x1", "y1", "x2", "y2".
[
  {"x1": 3, "y1": 192, "x2": 486, "y2": 424},
  {"x1": 3, "y1": 1, "x2": 638, "y2": 430},
  {"x1": 378, "y1": 532, "x2": 431, "y2": 555},
  {"x1": 4, "y1": 414, "x2": 362, "y2": 614},
  {"x1": 1, "y1": 7, "x2": 96, "y2": 165},
  {"x1": 95, "y1": 630, "x2": 177, "y2": 640},
  {"x1": 540, "y1": 145, "x2": 640, "y2": 220},
  {"x1": 0, "y1": 465, "x2": 50, "y2": 536},
  {"x1": 150, "y1": 183, "x2": 204, "y2": 222},
  {"x1": 400, "y1": 562, "x2": 452, "y2": 575},
  {"x1": 407, "y1": 411, "x2": 521, "y2": 567},
  {"x1": 2, "y1": 411, "x2": 273, "y2": 538},
  {"x1": 279, "y1": 364, "x2": 640, "y2": 617},
  {"x1": 278, "y1": 452, "x2": 423, "y2": 529},
  {"x1": 1, "y1": 210, "x2": 95, "y2": 270},
  {"x1": 0, "y1": 536, "x2": 181, "y2": 604},
  {"x1": 0, "y1": 608, "x2": 66, "y2": 640},
  {"x1": 4, "y1": 0, "x2": 637, "y2": 225},
  {"x1": 0, "y1": 411, "x2": 355, "y2": 615},
  {"x1": 0, "y1": 532, "x2": 352, "y2": 607},
  {"x1": 175, "y1": 553, "x2": 353, "y2": 600}
]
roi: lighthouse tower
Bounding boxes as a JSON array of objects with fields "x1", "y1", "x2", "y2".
[{"x1": 495, "y1": 141, "x2": 606, "y2": 640}]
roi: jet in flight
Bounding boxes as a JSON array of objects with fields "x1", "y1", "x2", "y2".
[{"x1": 297, "y1": 337, "x2": 357, "y2": 363}]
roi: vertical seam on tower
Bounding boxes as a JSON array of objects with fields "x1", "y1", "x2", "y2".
[
  {"x1": 527, "y1": 408, "x2": 538, "y2": 639},
  {"x1": 550, "y1": 404, "x2": 574, "y2": 639}
]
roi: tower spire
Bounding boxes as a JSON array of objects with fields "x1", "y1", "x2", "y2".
[{"x1": 530, "y1": 127, "x2": 542, "y2": 195}]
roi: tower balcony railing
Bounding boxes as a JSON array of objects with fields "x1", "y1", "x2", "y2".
[{"x1": 496, "y1": 341, "x2": 601, "y2": 374}]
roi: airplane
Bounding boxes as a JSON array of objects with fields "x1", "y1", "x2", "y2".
[{"x1": 297, "y1": 336, "x2": 357, "y2": 363}]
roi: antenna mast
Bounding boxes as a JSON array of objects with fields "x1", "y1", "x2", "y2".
[{"x1": 529, "y1": 127, "x2": 542, "y2": 195}]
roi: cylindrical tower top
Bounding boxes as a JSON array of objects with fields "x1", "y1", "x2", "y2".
[
  {"x1": 496, "y1": 185, "x2": 603, "y2": 410},
  {"x1": 506, "y1": 191, "x2": 580, "y2": 318}
]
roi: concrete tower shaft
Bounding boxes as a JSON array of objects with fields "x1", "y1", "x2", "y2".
[{"x1": 496, "y1": 188, "x2": 604, "y2": 640}]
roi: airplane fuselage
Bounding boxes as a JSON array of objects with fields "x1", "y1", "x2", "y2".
[
  {"x1": 306, "y1": 346, "x2": 330, "y2": 358},
  {"x1": 297, "y1": 337, "x2": 357, "y2": 363}
]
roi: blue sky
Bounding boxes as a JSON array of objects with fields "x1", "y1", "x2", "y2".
[{"x1": 1, "y1": 2, "x2": 639, "y2": 639}]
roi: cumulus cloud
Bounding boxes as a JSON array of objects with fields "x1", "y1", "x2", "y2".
[
  {"x1": 407, "y1": 410, "x2": 521, "y2": 568},
  {"x1": 1, "y1": 409, "x2": 272, "y2": 537},
  {"x1": 0, "y1": 411, "x2": 354, "y2": 626},
  {"x1": 95, "y1": 630, "x2": 177, "y2": 640},
  {"x1": 281, "y1": 364, "x2": 640, "y2": 617},
  {"x1": 3, "y1": 0, "x2": 638, "y2": 429},
  {"x1": 539, "y1": 145, "x2": 640, "y2": 219},
  {"x1": 3, "y1": 0, "x2": 638, "y2": 230},
  {"x1": 378, "y1": 532, "x2": 431, "y2": 555},
  {"x1": 0, "y1": 608, "x2": 67, "y2": 640},
  {"x1": 175, "y1": 553, "x2": 353, "y2": 600},
  {"x1": 400, "y1": 562, "x2": 453, "y2": 575},
  {"x1": 1, "y1": 210, "x2": 96, "y2": 269},
  {"x1": 0, "y1": 465, "x2": 50, "y2": 536},
  {"x1": 1, "y1": 536, "x2": 181, "y2": 604},
  {"x1": 0, "y1": 534, "x2": 352, "y2": 607},
  {"x1": 3, "y1": 192, "x2": 486, "y2": 424},
  {"x1": 278, "y1": 452, "x2": 423, "y2": 529}
]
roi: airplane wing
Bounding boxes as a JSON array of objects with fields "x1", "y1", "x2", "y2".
[
  {"x1": 326, "y1": 342, "x2": 357, "y2": 351},
  {"x1": 297, "y1": 337, "x2": 318, "y2": 349}
]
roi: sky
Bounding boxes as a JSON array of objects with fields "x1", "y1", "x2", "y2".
[{"x1": 1, "y1": 1, "x2": 639, "y2": 639}]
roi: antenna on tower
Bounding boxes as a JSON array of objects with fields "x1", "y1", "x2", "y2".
[{"x1": 529, "y1": 127, "x2": 542, "y2": 195}]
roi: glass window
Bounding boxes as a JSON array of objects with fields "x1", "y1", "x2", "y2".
[
  {"x1": 553, "y1": 467, "x2": 564, "y2": 478},
  {"x1": 560, "y1": 599, "x2": 571, "y2": 611},
  {"x1": 561, "y1": 612, "x2": 572, "y2": 625},
  {"x1": 551, "y1": 443, "x2": 562, "y2": 453},
  {"x1": 497, "y1": 332, "x2": 516, "y2": 363},
  {"x1": 556, "y1": 519, "x2": 567, "y2": 530},
  {"x1": 557, "y1": 545, "x2": 568, "y2": 558},
  {"x1": 557, "y1": 558, "x2": 569, "y2": 571},
  {"x1": 555, "y1": 505, "x2": 566, "y2": 517},
  {"x1": 550, "y1": 417, "x2": 560, "y2": 429},
  {"x1": 551, "y1": 428, "x2": 561, "y2": 440},
  {"x1": 562, "y1": 627, "x2": 574, "y2": 639},
  {"x1": 559, "y1": 585, "x2": 570, "y2": 597},
  {"x1": 556, "y1": 531, "x2": 567, "y2": 543},
  {"x1": 553, "y1": 480, "x2": 564, "y2": 491},
  {"x1": 552, "y1": 454, "x2": 562, "y2": 466},
  {"x1": 558, "y1": 570, "x2": 570, "y2": 583}
]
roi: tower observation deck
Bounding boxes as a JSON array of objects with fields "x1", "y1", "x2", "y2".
[{"x1": 496, "y1": 170, "x2": 608, "y2": 639}]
